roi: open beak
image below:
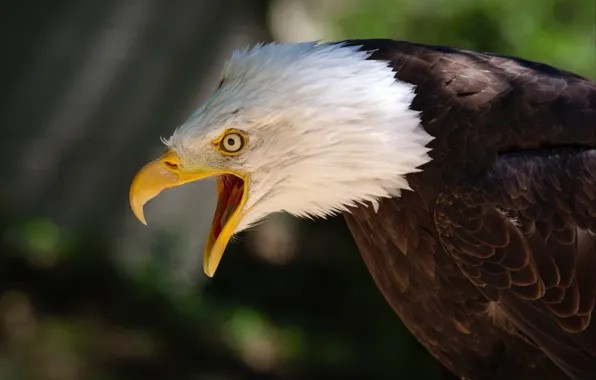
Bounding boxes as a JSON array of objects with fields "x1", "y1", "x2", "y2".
[{"x1": 129, "y1": 151, "x2": 248, "y2": 277}]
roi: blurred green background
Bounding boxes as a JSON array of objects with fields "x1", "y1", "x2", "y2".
[{"x1": 0, "y1": 1, "x2": 594, "y2": 379}]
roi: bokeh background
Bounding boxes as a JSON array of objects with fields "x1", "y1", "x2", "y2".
[{"x1": 1, "y1": 1, "x2": 594, "y2": 379}]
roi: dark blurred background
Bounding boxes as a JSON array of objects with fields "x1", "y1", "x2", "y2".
[{"x1": 0, "y1": 1, "x2": 594, "y2": 379}]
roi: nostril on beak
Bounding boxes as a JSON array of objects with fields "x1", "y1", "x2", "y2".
[{"x1": 163, "y1": 160, "x2": 179, "y2": 171}]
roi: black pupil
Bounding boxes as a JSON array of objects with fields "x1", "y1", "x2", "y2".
[{"x1": 227, "y1": 138, "x2": 235, "y2": 146}]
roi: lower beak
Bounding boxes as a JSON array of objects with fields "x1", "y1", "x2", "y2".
[{"x1": 129, "y1": 151, "x2": 248, "y2": 277}]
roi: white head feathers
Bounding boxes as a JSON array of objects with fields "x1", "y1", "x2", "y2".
[{"x1": 166, "y1": 41, "x2": 433, "y2": 232}]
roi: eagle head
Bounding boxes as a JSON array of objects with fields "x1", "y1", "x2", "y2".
[{"x1": 129, "y1": 41, "x2": 432, "y2": 276}]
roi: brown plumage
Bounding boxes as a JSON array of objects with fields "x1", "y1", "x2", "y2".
[{"x1": 341, "y1": 40, "x2": 596, "y2": 380}]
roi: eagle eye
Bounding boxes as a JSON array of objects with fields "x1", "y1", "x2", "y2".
[{"x1": 218, "y1": 131, "x2": 246, "y2": 155}]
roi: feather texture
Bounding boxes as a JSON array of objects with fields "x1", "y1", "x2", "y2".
[{"x1": 343, "y1": 39, "x2": 596, "y2": 380}]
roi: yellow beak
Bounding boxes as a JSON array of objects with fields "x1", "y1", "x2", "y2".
[{"x1": 129, "y1": 151, "x2": 248, "y2": 277}]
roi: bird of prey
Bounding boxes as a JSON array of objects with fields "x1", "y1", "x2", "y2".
[{"x1": 129, "y1": 40, "x2": 596, "y2": 380}]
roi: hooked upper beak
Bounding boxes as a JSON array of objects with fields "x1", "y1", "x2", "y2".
[{"x1": 129, "y1": 151, "x2": 248, "y2": 277}]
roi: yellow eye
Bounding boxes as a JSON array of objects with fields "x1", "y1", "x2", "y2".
[{"x1": 220, "y1": 132, "x2": 245, "y2": 154}]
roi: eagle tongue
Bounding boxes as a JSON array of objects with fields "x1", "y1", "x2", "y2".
[
  {"x1": 221, "y1": 180, "x2": 243, "y2": 226},
  {"x1": 213, "y1": 175, "x2": 244, "y2": 240}
]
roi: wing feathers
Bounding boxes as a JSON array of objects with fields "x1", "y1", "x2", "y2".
[{"x1": 436, "y1": 148, "x2": 596, "y2": 376}]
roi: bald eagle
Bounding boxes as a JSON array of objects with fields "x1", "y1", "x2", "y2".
[{"x1": 129, "y1": 40, "x2": 596, "y2": 380}]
